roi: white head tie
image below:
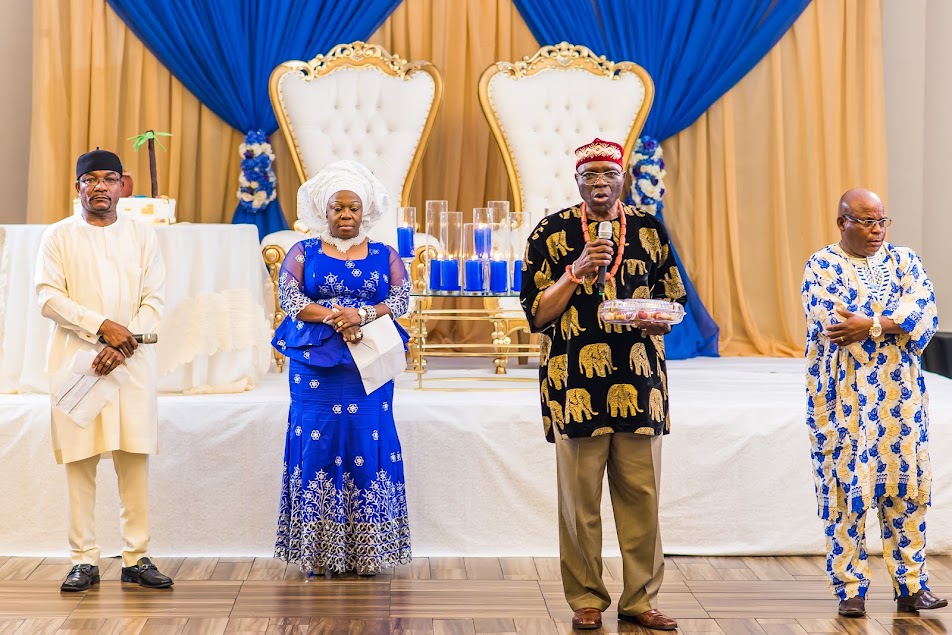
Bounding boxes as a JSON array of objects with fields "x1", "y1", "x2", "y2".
[{"x1": 297, "y1": 160, "x2": 391, "y2": 235}]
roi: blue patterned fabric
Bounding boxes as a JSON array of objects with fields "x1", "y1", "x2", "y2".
[
  {"x1": 272, "y1": 239, "x2": 411, "y2": 574},
  {"x1": 802, "y1": 243, "x2": 937, "y2": 521},
  {"x1": 802, "y1": 243, "x2": 938, "y2": 600},
  {"x1": 105, "y1": 0, "x2": 402, "y2": 238},
  {"x1": 824, "y1": 497, "x2": 930, "y2": 600}
]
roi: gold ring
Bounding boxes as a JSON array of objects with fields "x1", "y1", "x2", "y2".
[{"x1": 337, "y1": 321, "x2": 344, "y2": 328}]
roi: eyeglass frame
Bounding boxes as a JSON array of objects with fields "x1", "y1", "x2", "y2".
[
  {"x1": 843, "y1": 215, "x2": 892, "y2": 229},
  {"x1": 77, "y1": 174, "x2": 122, "y2": 188},
  {"x1": 576, "y1": 170, "x2": 624, "y2": 185}
]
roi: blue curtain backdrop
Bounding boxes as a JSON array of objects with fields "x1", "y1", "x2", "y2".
[
  {"x1": 513, "y1": 0, "x2": 811, "y2": 357},
  {"x1": 106, "y1": 0, "x2": 402, "y2": 239}
]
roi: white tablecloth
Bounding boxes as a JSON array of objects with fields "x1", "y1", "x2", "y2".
[{"x1": 0, "y1": 223, "x2": 274, "y2": 394}]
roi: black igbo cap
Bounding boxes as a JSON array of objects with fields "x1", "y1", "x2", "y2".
[{"x1": 76, "y1": 148, "x2": 122, "y2": 180}]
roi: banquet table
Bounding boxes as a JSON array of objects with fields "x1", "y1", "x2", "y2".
[{"x1": 0, "y1": 223, "x2": 274, "y2": 394}]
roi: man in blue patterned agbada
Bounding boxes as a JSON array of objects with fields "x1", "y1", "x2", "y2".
[{"x1": 801, "y1": 188, "x2": 946, "y2": 617}]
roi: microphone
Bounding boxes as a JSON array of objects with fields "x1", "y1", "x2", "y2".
[
  {"x1": 98, "y1": 333, "x2": 158, "y2": 345},
  {"x1": 596, "y1": 220, "x2": 613, "y2": 294}
]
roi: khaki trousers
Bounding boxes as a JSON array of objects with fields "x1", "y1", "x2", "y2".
[
  {"x1": 555, "y1": 432, "x2": 663, "y2": 615},
  {"x1": 64, "y1": 450, "x2": 150, "y2": 567}
]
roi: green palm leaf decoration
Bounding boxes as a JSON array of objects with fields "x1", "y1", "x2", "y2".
[{"x1": 127, "y1": 130, "x2": 172, "y2": 197}]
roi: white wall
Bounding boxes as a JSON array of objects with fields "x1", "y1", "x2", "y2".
[
  {"x1": 883, "y1": 0, "x2": 952, "y2": 326},
  {"x1": 0, "y1": 0, "x2": 32, "y2": 224}
]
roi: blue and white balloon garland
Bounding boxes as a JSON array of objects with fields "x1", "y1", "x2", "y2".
[{"x1": 629, "y1": 136, "x2": 666, "y2": 216}]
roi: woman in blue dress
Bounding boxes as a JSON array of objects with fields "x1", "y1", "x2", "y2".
[{"x1": 271, "y1": 160, "x2": 411, "y2": 575}]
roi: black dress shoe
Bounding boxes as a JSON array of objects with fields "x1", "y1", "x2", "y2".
[
  {"x1": 60, "y1": 564, "x2": 100, "y2": 592},
  {"x1": 120, "y1": 557, "x2": 173, "y2": 588},
  {"x1": 838, "y1": 595, "x2": 865, "y2": 617},
  {"x1": 897, "y1": 589, "x2": 949, "y2": 612}
]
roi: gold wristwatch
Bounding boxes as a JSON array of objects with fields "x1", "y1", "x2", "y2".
[{"x1": 869, "y1": 314, "x2": 882, "y2": 338}]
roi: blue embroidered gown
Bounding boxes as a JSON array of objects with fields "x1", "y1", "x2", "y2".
[{"x1": 271, "y1": 238, "x2": 412, "y2": 574}]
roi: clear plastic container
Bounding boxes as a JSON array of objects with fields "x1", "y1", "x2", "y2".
[{"x1": 598, "y1": 298, "x2": 685, "y2": 325}]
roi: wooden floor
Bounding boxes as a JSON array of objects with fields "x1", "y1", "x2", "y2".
[{"x1": 0, "y1": 555, "x2": 950, "y2": 634}]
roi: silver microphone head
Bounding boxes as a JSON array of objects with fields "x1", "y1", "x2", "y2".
[
  {"x1": 597, "y1": 220, "x2": 613, "y2": 240},
  {"x1": 140, "y1": 333, "x2": 158, "y2": 344}
]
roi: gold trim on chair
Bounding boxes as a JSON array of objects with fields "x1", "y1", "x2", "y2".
[
  {"x1": 262, "y1": 244, "x2": 288, "y2": 372},
  {"x1": 477, "y1": 42, "x2": 655, "y2": 214},
  {"x1": 268, "y1": 41, "x2": 445, "y2": 205}
]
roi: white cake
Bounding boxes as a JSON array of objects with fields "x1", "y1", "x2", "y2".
[{"x1": 72, "y1": 196, "x2": 176, "y2": 224}]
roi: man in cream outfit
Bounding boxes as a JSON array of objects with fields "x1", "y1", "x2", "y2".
[{"x1": 36, "y1": 149, "x2": 174, "y2": 592}]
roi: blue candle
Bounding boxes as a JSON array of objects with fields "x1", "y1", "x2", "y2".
[
  {"x1": 474, "y1": 226, "x2": 491, "y2": 258},
  {"x1": 465, "y1": 259, "x2": 485, "y2": 292},
  {"x1": 428, "y1": 258, "x2": 442, "y2": 291},
  {"x1": 397, "y1": 225, "x2": 414, "y2": 259},
  {"x1": 440, "y1": 258, "x2": 460, "y2": 291},
  {"x1": 489, "y1": 259, "x2": 508, "y2": 293},
  {"x1": 511, "y1": 259, "x2": 523, "y2": 292}
]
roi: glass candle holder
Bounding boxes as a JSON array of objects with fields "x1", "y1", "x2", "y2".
[
  {"x1": 439, "y1": 210, "x2": 461, "y2": 292},
  {"x1": 488, "y1": 200, "x2": 510, "y2": 221},
  {"x1": 508, "y1": 210, "x2": 531, "y2": 293},
  {"x1": 463, "y1": 222, "x2": 486, "y2": 293},
  {"x1": 424, "y1": 201, "x2": 449, "y2": 293},
  {"x1": 396, "y1": 207, "x2": 416, "y2": 259},
  {"x1": 472, "y1": 208, "x2": 493, "y2": 260}
]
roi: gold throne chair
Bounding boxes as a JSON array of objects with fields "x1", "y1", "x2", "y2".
[
  {"x1": 476, "y1": 42, "x2": 654, "y2": 371},
  {"x1": 263, "y1": 41, "x2": 444, "y2": 369}
]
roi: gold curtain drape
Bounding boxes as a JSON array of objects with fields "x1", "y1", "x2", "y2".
[
  {"x1": 28, "y1": 0, "x2": 887, "y2": 358},
  {"x1": 28, "y1": 0, "x2": 248, "y2": 224},
  {"x1": 661, "y1": 0, "x2": 887, "y2": 356}
]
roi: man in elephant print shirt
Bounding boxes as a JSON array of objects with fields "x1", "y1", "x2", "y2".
[{"x1": 520, "y1": 138, "x2": 686, "y2": 631}]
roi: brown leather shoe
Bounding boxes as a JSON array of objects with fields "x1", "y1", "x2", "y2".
[
  {"x1": 619, "y1": 609, "x2": 678, "y2": 631},
  {"x1": 571, "y1": 608, "x2": 602, "y2": 630},
  {"x1": 897, "y1": 589, "x2": 949, "y2": 612},
  {"x1": 838, "y1": 595, "x2": 866, "y2": 617}
]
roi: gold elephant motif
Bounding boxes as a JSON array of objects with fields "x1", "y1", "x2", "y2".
[
  {"x1": 622, "y1": 260, "x2": 648, "y2": 286},
  {"x1": 629, "y1": 343, "x2": 651, "y2": 376},
  {"x1": 607, "y1": 383, "x2": 644, "y2": 418},
  {"x1": 540, "y1": 378, "x2": 549, "y2": 404},
  {"x1": 549, "y1": 400, "x2": 565, "y2": 430},
  {"x1": 628, "y1": 286, "x2": 650, "y2": 301},
  {"x1": 660, "y1": 244, "x2": 669, "y2": 264},
  {"x1": 565, "y1": 388, "x2": 598, "y2": 424},
  {"x1": 659, "y1": 369, "x2": 667, "y2": 395},
  {"x1": 546, "y1": 230, "x2": 572, "y2": 260},
  {"x1": 560, "y1": 306, "x2": 587, "y2": 340},
  {"x1": 578, "y1": 343, "x2": 617, "y2": 378},
  {"x1": 539, "y1": 333, "x2": 552, "y2": 366},
  {"x1": 542, "y1": 416, "x2": 552, "y2": 436},
  {"x1": 534, "y1": 259, "x2": 554, "y2": 291},
  {"x1": 635, "y1": 426, "x2": 655, "y2": 435},
  {"x1": 591, "y1": 427, "x2": 614, "y2": 436},
  {"x1": 656, "y1": 337, "x2": 666, "y2": 361},
  {"x1": 662, "y1": 269, "x2": 686, "y2": 301},
  {"x1": 548, "y1": 354, "x2": 568, "y2": 389},
  {"x1": 639, "y1": 228, "x2": 663, "y2": 262},
  {"x1": 648, "y1": 388, "x2": 665, "y2": 422}
]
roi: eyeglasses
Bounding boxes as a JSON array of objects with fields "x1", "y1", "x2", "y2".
[
  {"x1": 578, "y1": 170, "x2": 622, "y2": 184},
  {"x1": 78, "y1": 175, "x2": 121, "y2": 187},
  {"x1": 844, "y1": 215, "x2": 892, "y2": 229}
]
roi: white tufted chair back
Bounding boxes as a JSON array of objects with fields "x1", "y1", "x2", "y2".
[
  {"x1": 265, "y1": 42, "x2": 443, "y2": 253},
  {"x1": 478, "y1": 43, "x2": 654, "y2": 221}
]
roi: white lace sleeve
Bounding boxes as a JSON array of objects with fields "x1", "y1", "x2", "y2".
[
  {"x1": 384, "y1": 277, "x2": 411, "y2": 318},
  {"x1": 279, "y1": 270, "x2": 313, "y2": 320}
]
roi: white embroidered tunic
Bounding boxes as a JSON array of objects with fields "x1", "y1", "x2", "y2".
[{"x1": 35, "y1": 215, "x2": 165, "y2": 464}]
